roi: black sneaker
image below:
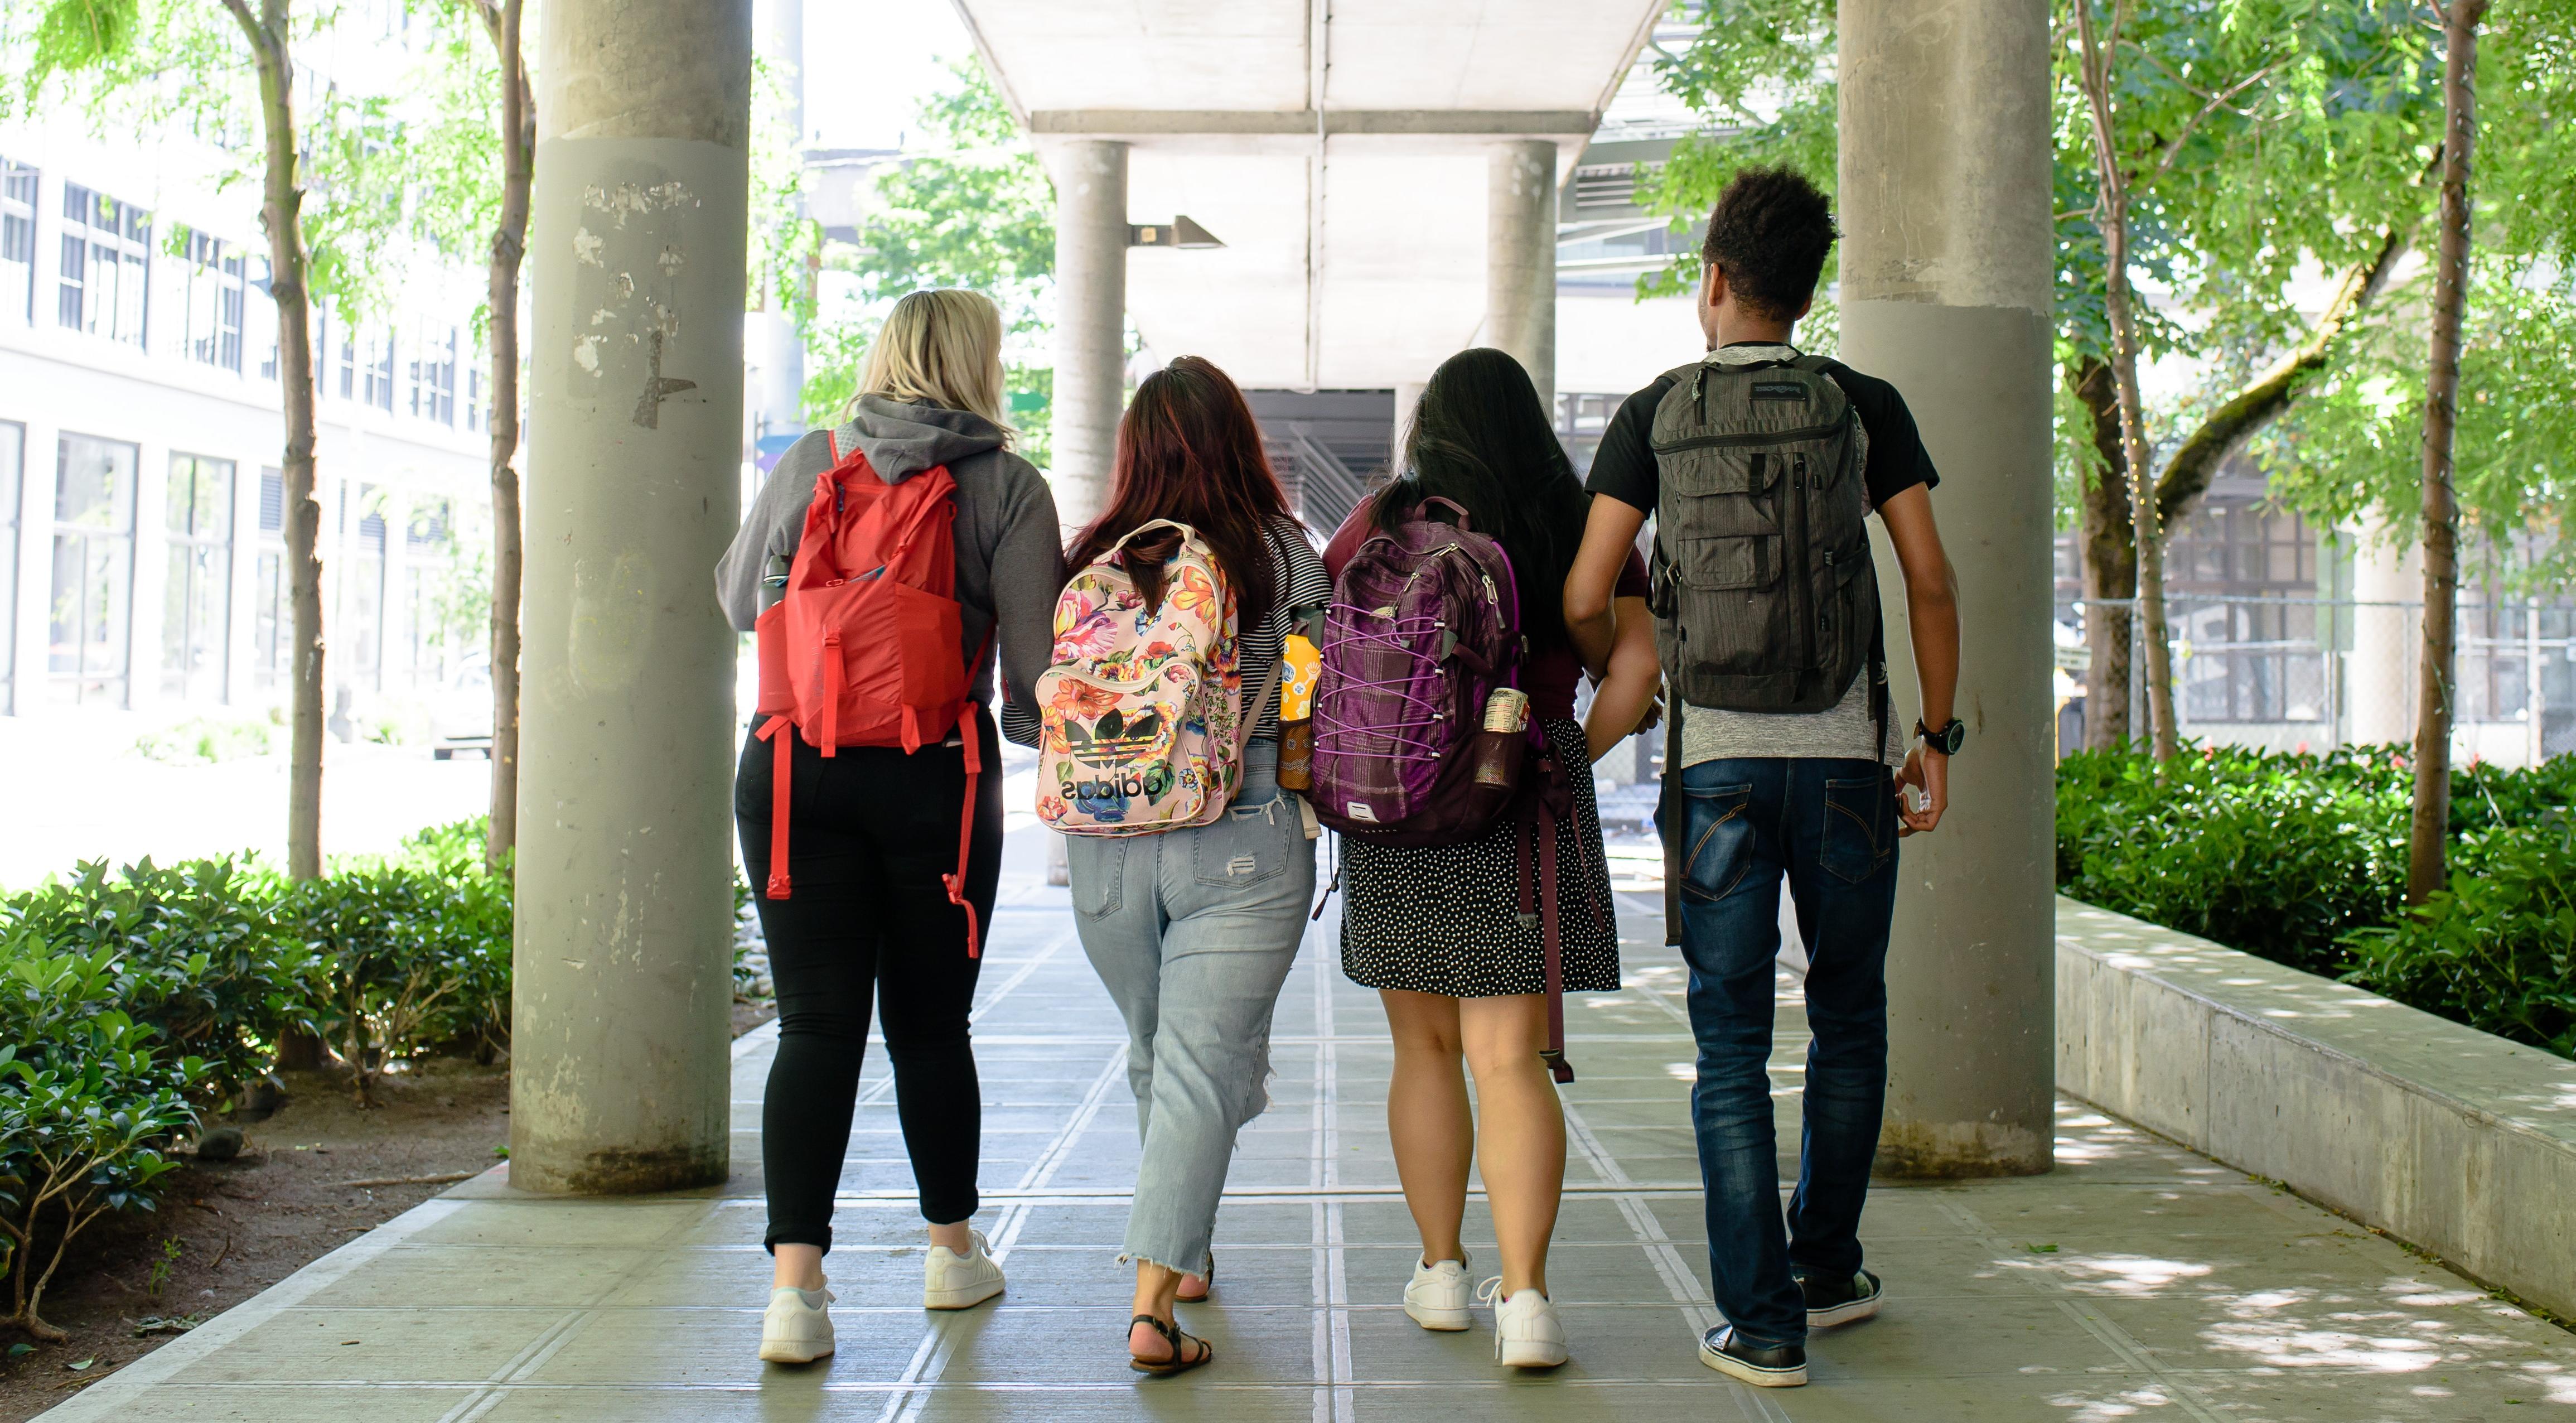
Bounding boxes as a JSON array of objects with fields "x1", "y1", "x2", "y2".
[
  {"x1": 1799, "y1": 1268, "x2": 1884, "y2": 1326},
  {"x1": 1699, "y1": 1326, "x2": 1807, "y2": 1387}
]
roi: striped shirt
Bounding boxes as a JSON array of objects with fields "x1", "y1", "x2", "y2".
[
  {"x1": 997, "y1": 515, "x2": 1331, "y2": 745},
  {"x1": 1243, "y1": 517, "x2": 1335, "y2": 740}
]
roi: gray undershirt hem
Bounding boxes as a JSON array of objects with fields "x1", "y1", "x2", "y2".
[{"x1": 1677, "y1": 667, "x2": 1903, "y2": 769}]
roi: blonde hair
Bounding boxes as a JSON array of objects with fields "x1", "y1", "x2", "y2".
[{"x1": 848, "y1": 288, "x2": 1012, "y2": 436}]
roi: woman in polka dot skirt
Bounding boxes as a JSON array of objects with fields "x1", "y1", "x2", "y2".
[{"x1": 1320, "y1": 348, "x2": 1664, "y2": 1369}]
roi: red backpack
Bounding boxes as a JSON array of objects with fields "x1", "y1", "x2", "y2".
[{"x1": 752, "y1": 433, "x2": 991, "y2": 955}]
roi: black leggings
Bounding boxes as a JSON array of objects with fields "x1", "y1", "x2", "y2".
[{"x1": 736, "y1": 706, "x2": 1004, "y2": 1254}]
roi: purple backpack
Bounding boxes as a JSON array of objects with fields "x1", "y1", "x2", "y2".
[{"x1": 1311, "y1": 498, "x2": 1526, "y2": 846}]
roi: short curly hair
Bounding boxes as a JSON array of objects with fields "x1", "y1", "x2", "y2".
[{"x1": 1699, "y1": 166, "x2": 1838, "y2": 324}]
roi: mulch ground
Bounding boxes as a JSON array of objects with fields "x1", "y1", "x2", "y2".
[{"x1": 0, "y1": 999, "x2": 777, "y2": 1421}]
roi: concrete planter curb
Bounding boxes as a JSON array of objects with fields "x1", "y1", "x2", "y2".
[{"x1": 2055, "y1": 895, "x2": 2576, "y2": 1320}]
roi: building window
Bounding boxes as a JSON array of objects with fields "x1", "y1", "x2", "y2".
[
  {"x1": 50, "y1": 433, "x2": 139, "y2": 706},
  {"x1": 2461, "y1": 597, "x2": 2543, "y2": 727},
  {"x1": 181, "y1": 229, "x2": 248, "y2": 373},
  {"x1": 57, "y1": 184, "x2": 151, "y2": 347},
  {"x1": 363, "y1": 330, "x2": 397, "y2": 411},
  {"x1": 1, "y1": 156, "x2": 34, "y2": 325},
  {"x1": 340, "y1": 483, "x2": 386, "y2": 689},
  {"x1": 466, "y1": 364, "x2": 483, "y2": 432},
  {"x1": 254, "y1": 467, "x2": 288, "y2": 693},
  {"x1": 336, "y1": 322, "x2": 356, "y2": 399},
  {"x1": 253, "y1": 257, "x2": 277, "y2": 378},
  {"x1": 410, "y1": 324, "x2": 457, "y2": 425},
  {"x1": 0, "y1": 421, "x2": 21, "y2": 713},
  {"x1": 403, "y1": 498, "x2": 454, "y2": 684},
  {"x1": 2166, "y1": 501, "x2": 2327, "y2": 725},
  {"x1": 2169, "y1": 502, "x2": 2317, "y2": 591},
  {"x1": 162, "y1": 454, "x2": 235, "y2": 703}
]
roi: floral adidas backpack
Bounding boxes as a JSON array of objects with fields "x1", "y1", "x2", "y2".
[{"x1": 1037, "y1": 519, "x2": 1278, "y2": 835}]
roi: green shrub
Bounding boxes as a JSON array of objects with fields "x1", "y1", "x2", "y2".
[
  {"x1": 2342, "y1": 821, "x2": 2576, "y2": 1058},
  {"x1": 399, "y1": 816, "x2": 499, "y2": 870},
  {"x1": 1, "y1": 859, "x2": 320, "y2": 1109},
  {"x1": 2452, "y1": 755, "x2": 2576, "y2": 842},
  {"x1": 0, "y1": 824, "x2": 529, "y2": 1336},
  {"x1": 2055, "y1": 744, "x2": 2411, "y2": 975},
  {"x1": 0, "y1": 938, "x2": 201, "y2": 1340},
  {"x1": 281, "y1": 859, "x2": 512, "y2": 1104},
  {"x1": 2060, "y1": 743, "x2": 2576, "y2": 1058},
  {"x1": 132, "y1": 713, "x2": 278, "y2": 764}
]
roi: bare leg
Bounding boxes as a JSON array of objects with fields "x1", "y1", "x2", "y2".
[
  {"x1": 1380, "y1": 989, "x2": 1473, "y2": 1266},
  {"x1": 1129, "y1": 1260, "x2": 1205, "y2": 1363},
  {"x1": 1459, "y1": 993, "x2": 1564, "y2": 1297},
  {"x1": 927, "y1": 1220, "x2": 972, "y2": 1255},
  {"x1": 772, "y1": 1243, "x2": 825, "y2": 1292}
]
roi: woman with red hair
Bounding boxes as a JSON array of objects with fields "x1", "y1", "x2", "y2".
[{"x1": 1059, "y1": 355, "x2": 1331, "y2": 1376}]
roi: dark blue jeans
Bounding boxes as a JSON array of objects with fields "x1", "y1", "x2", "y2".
[{"x1": 1664, "y1": 756, "x2": 1899, "y2": 1347}]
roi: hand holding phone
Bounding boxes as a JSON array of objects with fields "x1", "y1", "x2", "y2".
[{"x1": 1896, "y1": 744, "x2": 1947, "y2": 836}]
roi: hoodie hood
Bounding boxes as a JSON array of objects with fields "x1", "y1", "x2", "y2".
[{"x1": 843, "y1": 394, "x2": 1007, "y2": 483}]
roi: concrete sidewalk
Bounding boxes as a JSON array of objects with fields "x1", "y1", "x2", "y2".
[{"x1": 39, "y1": 830, "x2": 2576, "y2": 1421}]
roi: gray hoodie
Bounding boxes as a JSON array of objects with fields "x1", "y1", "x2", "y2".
[{"x1": 715, "y1": 395, "x2": 1064, "y2": 745}]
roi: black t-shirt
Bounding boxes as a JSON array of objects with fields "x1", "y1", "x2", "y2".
[{"x1": 1584, "y1": 344, "x2": 1940, "y2": 515}]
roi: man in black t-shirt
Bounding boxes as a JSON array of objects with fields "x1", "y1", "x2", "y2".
[{"x1": 1562, "y1": 167, "x2": 1963, "y2": 1389}]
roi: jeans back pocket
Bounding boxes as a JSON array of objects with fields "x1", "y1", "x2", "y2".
[
  {"x1": 1067, "y1": 836, "x2": 1129, "y2": 919},
  {"x1": 1820, "y1": 773, "x2": 1894, "y2": 884},
  {"x1": 1681, "y1": 782, "x2": 1757, "y2": 903},
  {"x1": 1192, "y1": 792, "x2": 1289, "y2": 888}
]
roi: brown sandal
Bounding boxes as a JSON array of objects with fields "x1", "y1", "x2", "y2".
[
  {"x1": 1176, "y1": 1253, "x2": 1215, "y2": 1304},
  {"x1": 1128, "y1": 1313, "x2": 1214, "y2": 1377}
]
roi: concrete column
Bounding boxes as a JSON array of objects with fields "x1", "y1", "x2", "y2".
[
  {"x1": 1840, "y1": 0, "x2": 2056, "y2": 1178},
  {"x1": 2347, "y1": 521, "x2": 2418, "y2": 747},
  {"x1": 1052, "y1": 139, "x2": 1128, "y2": 529},
  {"x1": 511, "y1": 0, "x2": 751, "y2": 1194},
  {"x1": 1486, "y1": 141, "x2": 1557, "y2": 412}
]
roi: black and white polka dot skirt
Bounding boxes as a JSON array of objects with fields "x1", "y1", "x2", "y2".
[{"x1": 1337, "y1": 717, "x2": 1623, "y2": 998}]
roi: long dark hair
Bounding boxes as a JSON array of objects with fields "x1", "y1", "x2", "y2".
[
  {"x1": 1374, "y1": 346, "x2": 1590, "y2": 639},
  {"x1": 1070, "y1": 355, "x2": 1298, "y2": 627}
]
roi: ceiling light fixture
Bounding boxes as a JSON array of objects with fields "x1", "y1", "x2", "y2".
[{"x1": 1128, "y1": 215, "x2": 1225, "y2": 249}]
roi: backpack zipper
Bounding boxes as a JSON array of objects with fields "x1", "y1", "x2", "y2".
[{"x1": 1651, "y1": 416, "x2": 1849, "y2": 455}]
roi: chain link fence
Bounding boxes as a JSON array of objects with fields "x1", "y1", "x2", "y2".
[
  {"x1": 2060, "y1": 595, "x2": 2576, "y2": 764},
  {"x1": 1582, "y1": 591, "x2": 2576, "y2": 833}
]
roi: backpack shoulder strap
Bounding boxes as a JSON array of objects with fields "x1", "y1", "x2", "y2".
[
  {"x1": 1789, "y1": 353, "x2": 1835, "y2": 375},
  {"x1": 1233, "y1": 655, "x2": 1284, "y2": 759}
]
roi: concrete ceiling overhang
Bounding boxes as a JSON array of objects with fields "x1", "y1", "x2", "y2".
[{"x1": 951, "y1": 0, "x2": 1664, "y2": 390}]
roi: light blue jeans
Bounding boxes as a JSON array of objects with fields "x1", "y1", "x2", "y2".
[{"x1": 1065, "y1": 741, "x2": 1316, "y2": 1272}]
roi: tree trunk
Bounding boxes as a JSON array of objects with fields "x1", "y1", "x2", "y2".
[
  {"x1": 225, "y1": 0, "x2": 325, "y2": 877},
  {"x1": 2104, "y1": 202, "x2": 2178, "y2": 763},
  {"x1": 2072, "y1": 358, "x2": 2136, "y2": 750},
  {"x1": 2410, "y1": 0, "x2": 2487, "y2": 904},
  {"x1": 476, "y1": 0, "x2": 533, "y2": 879},
  {"x1": 2074, "y1": 1, "x2": 2179, "y2": 762}
]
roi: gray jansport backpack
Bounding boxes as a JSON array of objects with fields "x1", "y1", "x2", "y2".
[{"x1": 1646, "y1": 353, "x2": 1886, "y2": 723}]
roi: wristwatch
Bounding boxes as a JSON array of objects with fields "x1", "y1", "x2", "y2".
[{"x1": 1916, "y1": 718, "x2": 1966, "y2": 756}]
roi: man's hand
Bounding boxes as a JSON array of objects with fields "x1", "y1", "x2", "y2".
[{"x1": 1895, "y1": 745, "x2": 1947, "y2": 836}]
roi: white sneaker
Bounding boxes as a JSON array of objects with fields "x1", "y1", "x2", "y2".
[
  {"x1": 1404, "y1": 1252, "x2": 1473, "y2": 1331},
  {"x1": 758, "y1": 1285, "x2": 834, "y2": 1364},
  {"x1": 1480, "y1": 1277, "x2": 1570, "y2": 1369},
  {"x1": 924, "y1": 1228, "x2": 1006, "y2": 1310}
]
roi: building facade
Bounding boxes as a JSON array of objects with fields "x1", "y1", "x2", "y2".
[
  {"x1": 0, "y1": 117, "x2": 491, "y2": 735},
  {"x1": 2052, "y1": 466, "x2": 2575, "y2": 765}
]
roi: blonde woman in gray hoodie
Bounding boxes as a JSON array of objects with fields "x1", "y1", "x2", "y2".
[{"x1": 714, "y1": 289, "x2": 1064, "y2": 1366}]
